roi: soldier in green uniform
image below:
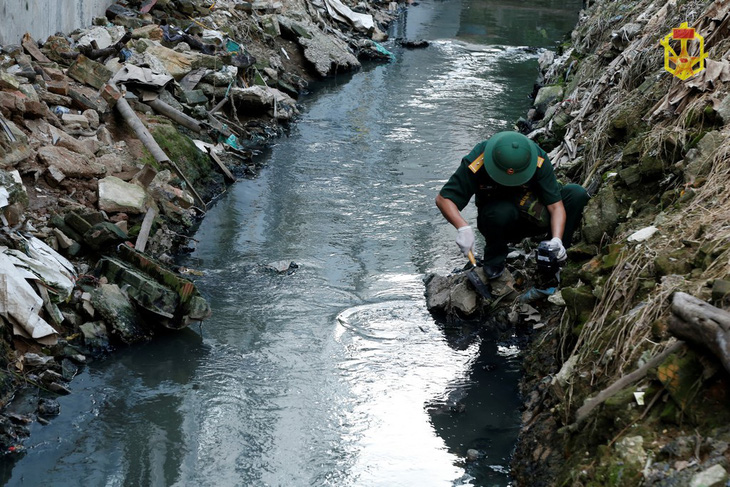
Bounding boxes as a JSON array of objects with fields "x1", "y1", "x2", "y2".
[{"x1": 436, "y1": 131, "x2": 589, "y2": 278}]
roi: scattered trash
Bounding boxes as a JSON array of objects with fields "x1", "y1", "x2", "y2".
[
  {"x1": 372, "y1": 41, "x2": 394, "y2": 60},
  {"x1": 323, "y1": 0, "x2": 374, "y2": 32},
  {"x1": 627, "y1": 226, "x2": 658, "y2": 243},
  {"x1": 633, "y1": 391, "x2": 645, "y2": 406},
  {"x1": 519, "y1": 286, "x2": 556, "y2": 303},
  {"x1": 263, "y1": 261, "x2": 299, "y2": 274},
  {"x1": 52, "y1": 106, "x2": 71, "y2": 116}
]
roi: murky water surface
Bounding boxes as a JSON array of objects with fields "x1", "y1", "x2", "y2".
[{"x1": 3, "y1": 1, "x2": 579, "y2": 485}]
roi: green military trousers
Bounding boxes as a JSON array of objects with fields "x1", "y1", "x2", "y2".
[{"x1": 476, "y1": 183, "x2": 590, "y2": 266}]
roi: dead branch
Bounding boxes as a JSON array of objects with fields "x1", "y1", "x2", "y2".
[
  {"x1": 570, "y1": 340, "x2": 684, "y2": 427},
  {"x1": 669, "y1": 291, "x2": 730, "y2": 374}
]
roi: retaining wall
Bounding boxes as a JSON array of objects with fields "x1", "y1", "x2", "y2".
[{"x1": 0, "y1": 0, "x2": 113, "y2": 45}]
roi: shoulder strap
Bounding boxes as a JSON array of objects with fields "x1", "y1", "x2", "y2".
[{"x1": 468, "y1": 152, "x2": 485, "y2": 173}]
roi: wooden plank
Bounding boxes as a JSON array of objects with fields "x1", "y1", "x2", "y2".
[
  {"x1": 135, "y1": 207, "x2": 158, "y2": 253},
  {"x1": 207, "y1": 147, "x2": 236, "y2": 182},
  {"x1": 179, "y1": 68, "x2": 208, "y2": 91}
]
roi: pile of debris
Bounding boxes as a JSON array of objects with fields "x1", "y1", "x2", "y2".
[{"x1": 0, "y1": 0, "x2": 400, "y2": 451}]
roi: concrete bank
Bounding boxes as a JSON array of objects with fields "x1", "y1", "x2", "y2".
[{"x1": 0, "y1": 0, "x2": 114, "y2": 45}]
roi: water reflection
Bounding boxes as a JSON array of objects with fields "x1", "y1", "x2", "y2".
[
  {"x1": 428, "y1": 335, "x2": 523, "y2": 486},
  {"x1": 459, "y1": 0, "x2": 581, "y2": 47},
  {"x1": 1, "y1": 330, "x2": 206, "y2": 486}
]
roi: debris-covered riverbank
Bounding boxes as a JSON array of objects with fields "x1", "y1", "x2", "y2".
[
  {"x1": 426, "y1": 0, "x2": 730, "y2": 484},
  {"x1": 0, "y1": 0, "x2": 401, "y2": 452},
  {"x1": 511, "y1": 0, "x2": 730, "y2": 484}
]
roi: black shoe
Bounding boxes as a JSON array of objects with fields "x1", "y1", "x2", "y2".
[{"x1": 484, "y1": 264, "x2": 505, "y2": 280}]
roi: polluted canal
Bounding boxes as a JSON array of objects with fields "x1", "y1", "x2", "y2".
[{"x1": 4, "y1": 1, "x2": 580, "y2": 485}]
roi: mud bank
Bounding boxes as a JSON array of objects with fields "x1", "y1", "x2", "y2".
[{"x1": 0, "y1": 0, "x2": 401, "y2": 452}]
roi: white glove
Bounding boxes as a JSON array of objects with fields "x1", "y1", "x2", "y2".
[
  {"x1": 456, "y1": 225, "x2": 475, "y2": 257},
  {"x1": 549, "y1": 237, "x2": 567, "y2": 262}
]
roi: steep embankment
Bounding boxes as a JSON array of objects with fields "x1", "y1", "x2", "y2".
[{"x1": 512, "y1": 0, "x2": 730, "y2": 485}]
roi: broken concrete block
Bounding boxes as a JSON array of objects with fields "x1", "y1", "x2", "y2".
[
  {"x1": 79, "y1": 321, "x2": 110, "y2": 351},
  {"x1": 0, "y1": 169, "x2": 28, "y2": 209},
  {"x1": 61, "y1": 113, "x2": 90, "y2": 129},
  {"x1": 615, "y1": 436, "x2": 647, "y2": 466},
  {"x1": 451, "y1": 280, "x2": 478, "y2": 316},
  {"x1": 83, "y1": 221, "x2": 129, "y2": 250},
  {"x1": 91, "y1": 284, "x2": 147, "y2": 344},
  {"x1": 64, "y1": 212, "x2": 94, "y2": 236},
  {"x1": 252, "y1": 0, "x2": 283, "y2": 13},
  {"x1": 132, "y1": 24, "x2": 164, "y2": 40},
  {"x1": 98, "y1": 176, "x2": 147, "y2": 214},
  {"x1": 235, "y1": 2, "x2": 253, "y2": 13},
  {"x1": 181, "y1": 89, "x2": 208, "y2": 105},
  {"x1": 0, "y1": 72, "x2": 21, "y2": 90},
  {"x1": 116, "y1": 244, "x2": 211, "y2": 325},
  {"x1": 106, "y1": 4, "x2": 138, "y2": 19},
  {"x1": 68, "y1": 88, "x2": 106, "y2": 113},
  {"x1": 534, "y1": 85, "x2": 564, "y2": 115},
  {"x1": 684, "y1": 130, "x2": 723, "y2": 183},
  {"x1": 230, "y1": 85, "x2": 298, "y2": 120},
  {"x1": 581, "y1": 185, "x2": 619, "y2": 244},
  {"x1": 52, "y1": 228, "x2": 76, "y2": 249},
  {"x1": 100, "y1": 83, "x2": 122, "y2": 108},
  {"x1": 77, "y1": 26, "x2": 125, "y2": 50},
  {"x1": 137, "y1": 40, "x2": 196, "y2": 79},
  {"x1": 177, "y1": 0, "x2": 196, "y2": 14},
  {"x1": 149, "y1": 177, "x2": 194, "y2": 209},
  {"x1": 97, "y1": 255, "x2": 179, "y2": 320},
  {"x1": 260, "y1": 15, "x2": 281, "y2": 37},
  {"x1": 45, "y1": 165, "x2": 66, "y2": 186},
  {"x1": 299, "y1": 29, "x2": 360, "y2": 78},
  {"x1": 37, "y1": 146, "x2": 106, "y2": 178},
  {"x1": 48, "y1": 126, "x2": 95, "y2": 157},
  {"x1": 67, "y1": 55, "x2": 114, "y2": 90},
  {"x1": 61, "y1": 310, "x2": 83, "y2": 327},
  {"x1": 0, "y1": 91, "x2": 24, "y2": 114},
  {"x1": 46, "y1": 80, "x2": 69, "y2": 96},
  {"x1": 83, "y1": 109, "x2": 100, "y2": 129},
  {"x1": 42, "y1": 67, "x2": 66, "y2": 81},
  {"x1": 689, "y1": 464, "x2": 728, "y2": 487}
]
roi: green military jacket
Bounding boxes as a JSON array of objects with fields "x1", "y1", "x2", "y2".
[{"x1": 439, "y1": 140, "x2": 562, "y2": 212}]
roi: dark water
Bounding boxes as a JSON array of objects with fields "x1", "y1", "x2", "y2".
[{"x1": 3, "y1": 1, "x2": 579, "y2": 485}]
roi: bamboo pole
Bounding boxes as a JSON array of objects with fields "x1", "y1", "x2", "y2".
[
  {"x1": 111, "y1": 85, "x2": 207, "y2": 210},
  {"x1": 147, "y1": 98, "x2": 203, "y2": 133}
]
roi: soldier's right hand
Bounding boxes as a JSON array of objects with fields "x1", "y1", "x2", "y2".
[{"x1": 455, "y1": 225, "x2": 475, "y2": 257}]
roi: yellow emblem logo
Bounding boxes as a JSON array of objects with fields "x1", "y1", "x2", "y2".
[{"x1": 660, "y1": 22, "x2": 708, "y2": 80}]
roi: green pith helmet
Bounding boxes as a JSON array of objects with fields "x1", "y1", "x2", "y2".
[{"x1": 484, "y1": 131, "x2": 538, "y2": 186}]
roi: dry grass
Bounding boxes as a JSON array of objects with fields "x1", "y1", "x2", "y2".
[{"x1": 567, "y1": 130, "x2": 730, "y2": 398}]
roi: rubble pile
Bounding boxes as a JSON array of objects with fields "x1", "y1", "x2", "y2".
[{"x1": 0, "y1": 0, "x2": 399, "y2": 451}]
